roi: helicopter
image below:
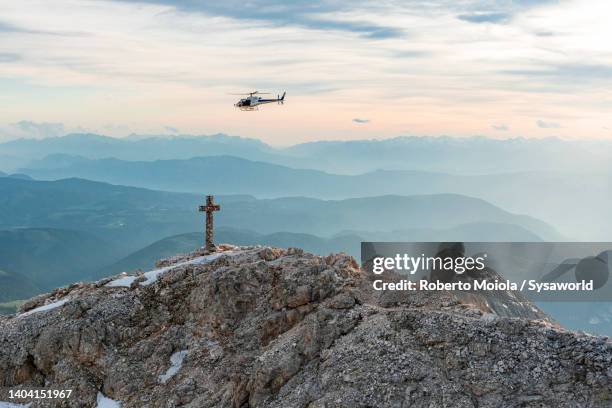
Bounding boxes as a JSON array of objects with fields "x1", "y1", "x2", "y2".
[{"x1": 232, "y1": 91, "x2": 286, "y2": 111}]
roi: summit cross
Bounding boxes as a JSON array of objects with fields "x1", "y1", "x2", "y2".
[{"x1": 198, "y1": 195, "x2": 220, "y2": 253}]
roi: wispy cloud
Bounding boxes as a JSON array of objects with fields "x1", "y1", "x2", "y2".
[
  {"x1": 0, "y1": 120, "x2": 67, "y2": 140},
  {"x1": 0, "y1": 0, "x2": 610, "y2": 142},
  {"x1": 0, "y1": 19, "x2": 87, "y2": 37},
  {"x1": 353, "y1": 118, "x2": 370, "y2": 124},
  {"x1": 0, "y1": 52, "x2": 20, "y2": 63},
  {"x1": 503, "y1": 64, "x2": 612, "y2": 82},
  {"x1": 112, "y1": 0, "x2": 404, "y2": 38},
  {"x1": 537, "y1": 120, "x2": 561, "y2": 129},
  {"x1": 0, "y1": 20, "x2": 33, "y2": 33},
  {"x1": 14, "y1": 120, "x2": 66, "y2": 137},
  {"x1": 457, "y1": 12, "x2": 510, "y2": 24},
  {"x1": 393, "y1": 50, "x2": 431, "y2": 59},
  {"x1": 534, "y1": 31, "x2": 556, "y2": 37}
]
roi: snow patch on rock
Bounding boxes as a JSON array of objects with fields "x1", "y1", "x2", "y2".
[
  {"x1": 96, "y1": 392, "x2": 121, "y2": 408},
  {"x1": 106, "y1": 251, "x2": 230, "y2": 288},
  {"x1": 18, "y1": 298, "x2": 69, "y2": 317},
  {"x1": 159, "y1": 350, "x2": 188, "y2": 383},
  {"x1": 105, "y1": 275, "x2": 137, "y2": 288},
  {"x1": 0, "y1": 401, "x2": 31, "y2": 408}
]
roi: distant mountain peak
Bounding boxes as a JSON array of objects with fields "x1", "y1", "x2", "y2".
[
  {"x1": 60, "y1": 132, "x2": 120, "y2": 142},
  {"x1": 6, "y1": 173, "x2": 33, "y2": 180}
]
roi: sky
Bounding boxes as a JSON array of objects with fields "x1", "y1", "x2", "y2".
[{"x1": 0, "y1": 0, "x2": 611, "y2": 144}]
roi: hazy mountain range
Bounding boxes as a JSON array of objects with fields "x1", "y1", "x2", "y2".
[
  {"x1": 0, "y1": 267, "x2": 38, "y2": 306},
  {"x1": 0, "y1": 177, "x2": 558, "y2": 246},
  {"x1": 1, "y1": 133, "x2": 608, "y2": 335},
  {"x1": 2, "y1": 133, "x2": 612, "y2": 175},
  {"x1": 14, "y1": 153, "x2": 610, "y2": 240},
  {"x1": 0, "y1": 228, "x2": 122, "y2": 302},
  {"x1": 0, "y1": 176, "x2": 555, "y2": 311},
  {"x1": 5, "y1": 133, "x2": 612, "y2": 240},
  {"x1": 0, "y1": 220, "x2": 544, "y2": 311}
]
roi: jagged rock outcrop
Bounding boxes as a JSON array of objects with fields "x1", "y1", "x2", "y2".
[{"x1": 0, "y1": 246, "x2": 610, "y2": 407}]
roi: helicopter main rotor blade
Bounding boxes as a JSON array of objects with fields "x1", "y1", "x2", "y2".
[{"x1": 228, "y1": 91, "x2": 273, "y2": 95}]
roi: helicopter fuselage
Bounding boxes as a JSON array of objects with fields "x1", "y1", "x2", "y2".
[
  {"x1": 235, "y1": 96, "x2": 274, "y2": 108},
  {"x1": 234, "y1": 92, "x2": 285, "y2": 110}
]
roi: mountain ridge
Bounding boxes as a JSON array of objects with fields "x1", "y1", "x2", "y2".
[
  {"x1": 3, "y1": 132, "x2": 612, "y2": 175},
  {"x1": 0, "y1": 177, "x2": 560, "y2": 245},
  {"x1": 1, "y1": 245, "x2": 609, "y2": 407},
  {"x1": 0, "y1": 227, "x2": 125, "y2": 298},
  {"x1": 16, "y1": 154, "x2": 608, "y2": 240}
]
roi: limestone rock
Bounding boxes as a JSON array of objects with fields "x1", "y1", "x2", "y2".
[{"x1": 0, "y1": 246, "x2": 610, "y2": 407}]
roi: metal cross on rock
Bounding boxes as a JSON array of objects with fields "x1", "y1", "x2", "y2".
[{"x1": 198, "y1": 195, "x2": 220, "y2": 253}]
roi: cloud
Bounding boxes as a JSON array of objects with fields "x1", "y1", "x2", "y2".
[
  {"x1": 393, "y1": 50, "x2": 431, "y2": 59},
  {"x1": 534, "y1": 31, "x2": 556, "y2": 37},
  {"x1": 0, "y1": 0, "x2": 609, "y2": 142},
  {"x1": 551, "y1": 64, "x2": 612, "y2": 80},
  {"x1": 164, "y1": 126, "x2": 179, "y2": 134},
  {"x1": 0, "y1": 52, "x2": 20, "y2": 63},
  {"x1": 504, "y1": 64, "x2": 612, "y2": 81},
  {"x1": 0, "y1": 121, "x2": 67, "y2": 140},
  {"x1": 102, "y1": 123, "x2": 131, "y2": 135},
  {"x1": 0, "y1": 21, "x2": 30, "y2": 33},
  {"x1": 492, "y1": 124, "x2": 509, "y2": 131},
  {"x1": 537, "y1": 120, "x2": 561, "y2": 129},
  {"x1": 111, "y1": 0, "x2": 403, "y2": 38},
  {"x1": 457, "y1": 12, "x2": 511, "y2": 24},
  {"x1": 0, "y1": 19, "x2": 88, "y2": 37},
  {"x1": 455, "y1": 1, "x2": 559, "y2": 26}
]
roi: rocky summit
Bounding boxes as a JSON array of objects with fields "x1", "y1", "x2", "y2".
[{"x1": 0, "y1": 246, "x2": 610, "y2": 407}]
